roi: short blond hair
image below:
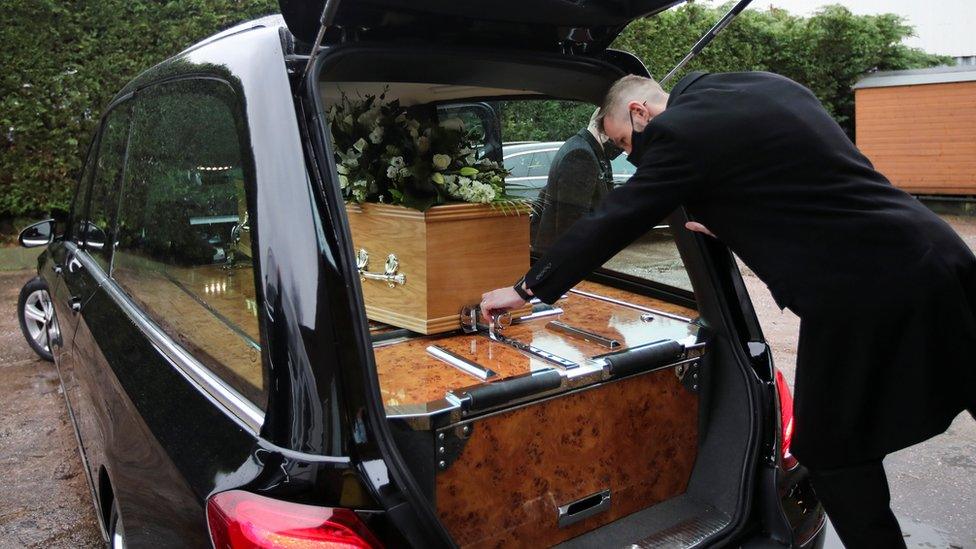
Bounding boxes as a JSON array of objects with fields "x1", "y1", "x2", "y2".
[{"x1": 596, "y1": 75, "x2": 666, "y2": 133}]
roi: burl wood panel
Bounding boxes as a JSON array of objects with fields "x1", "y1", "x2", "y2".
[
  {"x1": 346, "y1": 202, "x2": 531, "y2": 334},
  {"x1": 436, "y1": 368, "x2": 699, "y2": 548},
  {"x1": 374, "y1": 281, "x2": 698, "y2": 406},
  {"x1": 855, "y1": 82, "x2": 976, "y2": 195}
]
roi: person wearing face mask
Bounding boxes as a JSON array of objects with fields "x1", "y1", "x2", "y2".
[
  {"x1": 481, "y1": 71, "x2": 976, "y2": 548},
  {"x1": 530, "y1": 108, "x2": 624, "y2": 252}
]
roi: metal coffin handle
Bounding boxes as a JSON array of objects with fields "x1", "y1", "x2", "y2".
[
  {"x1": 557, "y1": 489, "x2": 611, "y2": 528},
  {"x1": 356, "y1": 248, "x2": 406, "y2": 287}
]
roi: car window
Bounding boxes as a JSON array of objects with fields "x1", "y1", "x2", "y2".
[
  {"x1": 112, "y1": 78, "x2": 265, "y2": 408},
  {"x1": 525, "y1": 151, "x2": 551, "y2": 178},
  {"x1": 497, "y1": 99, "x2": 693, "y2": 293},
  {"x1": 80, "y1": 102, "x2": 131, "y2": 271},
  {"x1": 504, "y1": 152, "x2": 532, "y2": 178}
]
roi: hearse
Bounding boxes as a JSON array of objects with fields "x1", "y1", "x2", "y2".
[{"x1": 17, "y1": 0, "x2": 825, "y2": 547}]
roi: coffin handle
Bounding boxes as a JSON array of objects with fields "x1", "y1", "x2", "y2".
[{"x1": 356, "y1": 248, "x2": 406, "y2": 287}]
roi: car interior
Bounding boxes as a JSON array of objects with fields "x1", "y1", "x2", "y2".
[{"x1": 316, "y1": 47, "x2": 760, "y2": 547}]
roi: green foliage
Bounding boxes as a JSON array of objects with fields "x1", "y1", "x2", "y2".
[
  {"x1": 501, "y1": 3, "x2": 949, "y2": 143},
  {"x1": 0, "y1": 0, "x2": 276, "y2": 219}
]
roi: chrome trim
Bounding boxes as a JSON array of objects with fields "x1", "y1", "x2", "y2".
[
  {"x1": 557, "y1": 489, "x2": 612, "y2": 528},
  {"x1": 100, "y1": 277, "x2": 264, "y2": 433},
  {"x1": 546, "y1": 320, "x2": 620, "y2": 349},
  {"x1": 427, "y1": 345, "x2": 497, "y2": 381},
  {"x1": 487, "y1": 331, "x2": 580, "y2": 370},
  {"x1": 569, "y1": 288, "x2": 693, "y2": 323},
  {"x1": 513, "y1": 307, "x2": 563, "y2": 323}
]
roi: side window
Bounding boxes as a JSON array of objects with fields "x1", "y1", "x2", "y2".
[
  {"x1": 69, "y1": 142, "x2": 100, "y2": 245},
  {"x1": 525, "y1": 151, "x2": 552, "y2": 178},
  {"x1": 113, "y1": 79, "x2": 265, "y2": 407},
  {"x1": 80, "y1": 103, "x2": 131, "y2": 271},
  {"x1": 504, "y1": 153, "x2": 531, "y2": 178}
]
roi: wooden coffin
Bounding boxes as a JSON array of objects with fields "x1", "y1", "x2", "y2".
[{"x1": 346, "y1": 202, "x2": 531, "y2": 334}]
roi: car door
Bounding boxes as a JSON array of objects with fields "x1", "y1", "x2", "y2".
[
  {"x1": 76, "y1": 76, "x2": 267, "y2": 546},
  {"x1": 64, "y1": 100, "x2": 132, "y2": 498}
]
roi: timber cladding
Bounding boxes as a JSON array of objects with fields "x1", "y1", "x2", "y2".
[{"x1": 855, "y1": 81, "x2": 976, "y2": 195}]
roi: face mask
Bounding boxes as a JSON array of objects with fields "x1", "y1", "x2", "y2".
[
  {"x1": 625, "y1": 103, "x2": 651, "y2": 167},
  {"x1": 603, "y1": 141, "x2": 624, "y2": 161}
]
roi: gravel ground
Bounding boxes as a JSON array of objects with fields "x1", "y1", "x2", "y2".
[
  {"x1": 0, "y1": 271, "x2": 103, "y2": 547},
  {"x1": 0, "y1": 215, "x2": 973, "y2": 548}
]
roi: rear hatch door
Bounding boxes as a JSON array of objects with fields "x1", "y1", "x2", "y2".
[{"x1": 278, "y1": 0, "x2": 682, "y2": 53}]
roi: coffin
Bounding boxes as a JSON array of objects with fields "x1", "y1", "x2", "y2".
[{"x1": 346, "y1": 202, "x2": 532, "y2": 334}]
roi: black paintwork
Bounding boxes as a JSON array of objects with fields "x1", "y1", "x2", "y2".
[{"x1": 29, "y1": 14, "x2": 822, "y2": 548}]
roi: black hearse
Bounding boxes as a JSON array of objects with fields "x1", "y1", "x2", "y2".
[{"x1": 17, "y1": 1, "x2": 825, "y2": 547}]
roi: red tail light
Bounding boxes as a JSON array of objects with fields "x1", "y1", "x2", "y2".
[
  {"x1": 774, "y1": 369, "x2": 798, "y2": 470},
  {"x1": 207, "y1": 490, "x2": 382, "y2": 549}
]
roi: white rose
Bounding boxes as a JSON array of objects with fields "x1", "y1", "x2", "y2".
[
  {"x1": 432, "y1": 154, "x2": 451, "y2": 170},
  {"x1": 369, "y1": 126, "x2": 384, "y2": 144},
  {"x1": 353, "y1": 138, "x2": 367, "y2": 152},
  {"x1": 338, "y1": 175, "x2": 349, "y2": 189}
]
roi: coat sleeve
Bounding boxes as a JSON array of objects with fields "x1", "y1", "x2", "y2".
[
  {"x1": 524, "y1": 126, "x2": 704, "y2": 303},
  {"x1": 534, "y1": 149, "x2": 601, "y2": 252}
]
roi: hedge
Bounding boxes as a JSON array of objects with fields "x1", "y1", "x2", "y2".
[{"x1": 1, "y1": 1, "x2": 949, "y2": 219}]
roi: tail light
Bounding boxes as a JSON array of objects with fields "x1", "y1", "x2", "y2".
[
  {"x1": 207, "y1": 490, "x2": 382, "y2": 549},
  {"x1": 774, "y1": 368, "x2": 798, "y2": 470}
]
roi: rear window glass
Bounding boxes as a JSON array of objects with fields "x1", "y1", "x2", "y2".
[{"x1": 112, "y1": 78, "x2": 265, "y2": 407}]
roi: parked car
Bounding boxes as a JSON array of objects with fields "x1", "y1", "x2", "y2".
[
  {"x1": 503, "y1": 141, "x2": 636, "y2": 199},
  {"x1": 17, "y1": 2, "x2": 825, "y2": 547}
]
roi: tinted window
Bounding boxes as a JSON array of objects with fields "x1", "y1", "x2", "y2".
[
  {"x1": 113, "y1": 79, "x2": 264, "y2": 407},
  {"x1": 80, "y1": 103, "x2": 130, "y2": 270}
]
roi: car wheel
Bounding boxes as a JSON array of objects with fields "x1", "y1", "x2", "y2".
[
  {"x1": 17, "y1": 277, "x2": 55, "y2": 362},
  {"x1": 108, "y1": 500, "x2": 125, "y2": 549}
]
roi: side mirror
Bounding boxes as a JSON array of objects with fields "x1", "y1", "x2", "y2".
[{"x1": 19, "y1": 219, "x2": 55, "y2": 248}]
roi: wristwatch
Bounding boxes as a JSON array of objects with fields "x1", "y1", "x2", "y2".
[{"x1": 512, "y1": 276, "x2": 533, "y2": 301}]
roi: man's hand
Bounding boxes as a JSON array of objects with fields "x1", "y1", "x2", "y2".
[
  {"x1": 480, "y1": 287, "x2": 527, "y2": 322},
  {"x1": 685, "y1": 221, "x2": 716, "y2": 238}
]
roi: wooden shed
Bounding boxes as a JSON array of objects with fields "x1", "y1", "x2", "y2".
[{"x1": 854, "y1": 65, "x2": 976, "y2": 196}]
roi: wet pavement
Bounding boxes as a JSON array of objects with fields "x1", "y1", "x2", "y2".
[{"x1": 0, "y1": 216, "x2": 974, "y2": 548}]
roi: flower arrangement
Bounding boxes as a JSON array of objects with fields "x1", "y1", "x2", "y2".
[{"x1": 327, "y1": 91, "x2": 519, "y2": 211}]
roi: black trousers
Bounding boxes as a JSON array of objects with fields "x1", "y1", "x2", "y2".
[{"x1": 807, "y1": 459, "x2": 905, "y2": 548}]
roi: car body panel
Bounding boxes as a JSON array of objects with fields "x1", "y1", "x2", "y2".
[{"x1": 278, "y1": 0, "x2": 684, "y2": 50}]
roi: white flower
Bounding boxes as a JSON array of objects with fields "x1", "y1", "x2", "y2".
[
  {"x1": 339, "y1": 175, "x2": 349, "y2": 189},
  {"x1": 336, "y1": 163, "x2": 349, "y2": 175},
  {"x1": 432, "y1": 154, "x2": 451, "y2": 170},
  {"x1": 386, "y1": 166, "x2": 399, "y2": 180},
  {"x1": 343, "y1": 114, "x2": 354, "y2": 127},
  {"x1": 391, "y1": 156, "x2": 405, "y2": 169},
  {"x1": 431, "y1": 172, "x2": 445, "y2": 185},
  {"x1": 353, "y1": 138, "x2": 367, "y2": 152},
  {"x1": 369, "y1": 126, "x2": 384, "y2": 144},
  {"x1": 441, "y1": 117, "x2": 465, "y2": 131},
  {"x1": 398, "y1": 167, "x2": 412, "y2": 179}
]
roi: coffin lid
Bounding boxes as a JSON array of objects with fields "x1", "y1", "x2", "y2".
[{"x1": 279, "y1": 0, "x2": 683, "y2": 53}]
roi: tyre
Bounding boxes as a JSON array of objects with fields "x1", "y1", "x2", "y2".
[{"x1": 17, "y1": 277, "x2": 55, "y2": 362}]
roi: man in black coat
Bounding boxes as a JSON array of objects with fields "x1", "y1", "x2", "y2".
[
  {"x1": 482, "y1": 71, "x2": 976, "y2": 547},
  {"x1": 530, "y1": 110, "x2": 618, "y2": 252}
]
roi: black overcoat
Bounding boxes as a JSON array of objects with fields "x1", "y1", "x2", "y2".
[
  {"x1": 524, "y1": 71, "x2": 976, "y2": 468},
  {"x1": 530, "y1": 129, "x2": 615, "y2": 252}
]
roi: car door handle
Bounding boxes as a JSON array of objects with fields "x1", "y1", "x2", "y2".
[
  {"x1": 69, "y1": 296, "x2": 82, "y2": 314},
  {"x1": 54, "y1": 265, "x2": 63, "y2": 275}
]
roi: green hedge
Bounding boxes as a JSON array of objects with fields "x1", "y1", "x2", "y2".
[{"x1": 1, "y1": 2, "x2": 949, "y2": 219}]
